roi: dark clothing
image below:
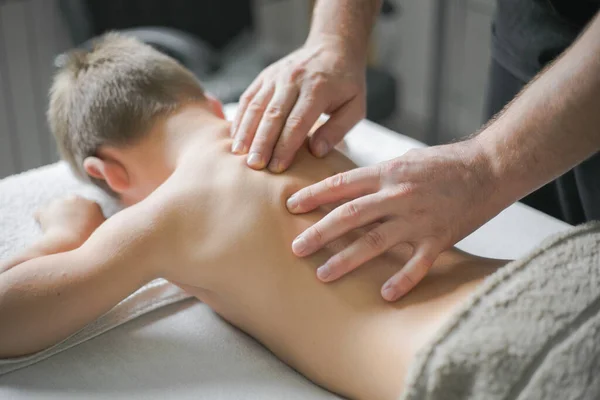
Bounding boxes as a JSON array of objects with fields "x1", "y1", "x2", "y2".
[
  {"x1": 485, "y1": 0, "x2": 600, "y2": 224},
  {"x1": 491, "y1": 0, "x2": 599, "y2": 83}
]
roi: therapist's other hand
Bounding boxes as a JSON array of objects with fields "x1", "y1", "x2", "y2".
[
  {"x1": 286, "y1": 140, "x2": 500, "y2": 301},
  {"x1": 230, "y1": 38, "x2": 366, "y2": 173}
]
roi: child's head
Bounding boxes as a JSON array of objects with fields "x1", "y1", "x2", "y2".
[{"x1": 48, "y1": 33, "x2": 223, "y2": 203}]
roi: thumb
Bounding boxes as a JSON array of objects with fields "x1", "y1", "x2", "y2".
[{"x1": 309, "y1": 98, "x2": 365, "y2": 157}]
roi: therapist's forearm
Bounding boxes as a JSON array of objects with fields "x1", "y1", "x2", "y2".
[
  {"x1": 306, "y1": 0, "x2": 381, "y2": 62},
  {"x1": 476, "y1": 13, "x2": 600, "y2": 208}
]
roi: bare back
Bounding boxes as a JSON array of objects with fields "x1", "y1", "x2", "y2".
[{"x1": 146, "y1": 132, "x2": 504, "y2": 400}]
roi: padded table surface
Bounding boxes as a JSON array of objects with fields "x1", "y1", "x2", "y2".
[{"x1": 0, "y1": 111, "x2": 570, "y2": 399}]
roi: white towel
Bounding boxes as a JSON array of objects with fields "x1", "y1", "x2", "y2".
[{"x1": 0, "y1": 162, "x2": 192, "y2": 375}]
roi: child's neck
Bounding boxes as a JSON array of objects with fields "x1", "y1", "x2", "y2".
[{"x1": 162, "y1": 104, "x2": 231, "y2": 168}]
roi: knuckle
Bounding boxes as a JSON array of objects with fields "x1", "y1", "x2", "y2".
[
  {"x1": 328, "y1": 253, "x2": 348, "y2": 272},
  {"x1": 285, "y1": 115, "x2": 306, "y2": 133},
  {"x1": 239, "y1": 92, "x2": 254, "y2": 105},
  {"x1": 301, "y1": 95, "x2": 319, "y2": 108},
  {"x1": 302, "y1": 185, "x2": 315, "y2": 202},
  {"x1": 341, "y1": 202, "x2": 361, "y2": 221},
  {"x1": 374, "y1": 164, "x2": 387, "y2": 186},
  {"x1": 308, "y1": 71, "x2": 327, "y2": 83},
  {"x1": 398, "y1": 272, "x2": 417, "y2": 288},
  {"x1": 387, "y1": 183, "x2": 415, "y2": 200},
  {"x1": 301, "y1": 91, "x2": 319, "y2": 105},
  {"x1": 368, "y1": 165, "x2": 382, "y2": 181},
  {"x1": 296, "y1": 187, "x2": 317, "y2": 210},
  {"x1": 274, "y1": 133, "x2": 300, "y2": 153},
  {"x1": 247, "y1": 100, "x2": 266, "y2": 114},
  {"x1": 309, "y1": 76, "x2": 327, "y2": 92},
  {"x1": 326, "y1": 173, "x2": 346, "y2": 190},
  {"x1": 251, "y1": 134, "x2": 272, "y2": 148},
  {"x1": 363, "y1": 229, "x2": 386, "y2": 251},
  {"x1": 383, "y1": 158, "x2": 404, "y2": 175},
  {"x1": 291, "y1": 66, "x2": 307, "y2": 81},
  {"x1": 272, "y1": 141, "x2": 293, "y2": 159},
  {"x1": 417, "y1": 252, "x2": 436, "y2": 269},
  {"x1": 265, "y1": 105, "x2": 285, "y2": 120},
  {"x1": 309, "y1": 224, "x2": 324, "y2": 244},
  {"x1": 300, "y1": 186, "x2": 314, "y2": 203}
]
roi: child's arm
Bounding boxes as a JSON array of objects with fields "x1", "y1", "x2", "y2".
[
  {"x1": 0, "y1": 196, "x2": 160, "y2": 358},
  {"x1": 0, "y1": 196, "x2": 106, "y2": 274}
]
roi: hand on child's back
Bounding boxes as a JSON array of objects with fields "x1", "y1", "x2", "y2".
[{"x1": 34, "y1": 195, "x2": 106, "y2": 244}]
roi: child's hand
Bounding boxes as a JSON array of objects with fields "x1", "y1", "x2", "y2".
[
  {"x1": 1, "y1": 196, "x2": 106, "y2": 274},
  {"x1": 34, "y1": 195, "x2": 106, "y2": 245}
]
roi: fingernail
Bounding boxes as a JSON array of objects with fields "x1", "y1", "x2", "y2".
[
  {"x1": 232, "y1": 140, "x2": 245, "y2": 154},
  {"x1": 316, "y1": 264, "x2": 332, "y2": 281},
  {"x1": 247, "y1": 153, "x2": 265, "y2": 169},
  {"x1": 314, "y1": 140, "x2": 329, "y2": 158},
  {"x1": 268, "y1": 158, "x2": 284, "y2": 173},
  {"x1": 286, "y1": 194, "x2": 298, "y2": 211},
  {"x1": 292, "y1": 235, "x2": 308, "y2": 256},
  {"x1": 381, "y1": 283, "x2": 398, "y2": 301}
]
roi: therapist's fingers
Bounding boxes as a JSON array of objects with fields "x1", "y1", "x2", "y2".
[
  {"x1": 381, "y1": 240, "x2": 441, "y2": 302},
  {"x1": 232, "y1": 85, "x2": 274, "y2": 156},
  {"x1": 291, "y1": 193, "x2": 388, "y2": 257},
  {"x1": 286, "y1": 165, "x2": 382, "y2": 214},
  {"x1": 231, "y1": 75, "x2": 263, "y2": 138},
  {"x1": 267, "y1": 89, "x2": 327, "y2": 173},
  {"x1": 247, "y1": 83, "x2": 300, "y2": 170},
  {"x1": 316, "y1": 222, "x2": 403, "y2": 282},
  {"x1": 309, "y1": 97, "x2": 365, "y2": 158}
]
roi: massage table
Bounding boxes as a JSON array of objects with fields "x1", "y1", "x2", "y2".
[{"x1": 0, "y1": 105, "x2": 570, "y2": 399}]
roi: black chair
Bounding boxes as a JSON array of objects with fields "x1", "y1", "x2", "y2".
[
  {"x1": 58, "y1": 0, "x2": 262, "y2": 103},
  {"x1": 58, "y1": 0, "x2": 397, "y2": 122}
]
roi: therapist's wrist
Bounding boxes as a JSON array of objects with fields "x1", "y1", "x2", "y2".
[
  {"x1": 304, "y1": 33, "x2": 368, "y2": 67},
  {"x1": 470, "y1": 129, "x2": 527, "y2": 211}
]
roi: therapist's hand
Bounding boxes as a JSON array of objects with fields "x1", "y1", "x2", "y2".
[
  {"x1": 286, "y1": 140, "x2": 503, "y2": 301},
  {"x1": 230, "y1": 37, "x2": 366, "y2": 173}
]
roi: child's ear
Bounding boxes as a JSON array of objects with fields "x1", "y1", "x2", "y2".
[
  {"x1": 83, "y1": 156, "x2": 130, "y2": 194},
  {"x1": 205, "y1": 92, "x2": 225, "y2": 119}
]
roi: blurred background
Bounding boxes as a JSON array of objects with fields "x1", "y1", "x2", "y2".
[{"x1": 0, "y1": 0, "x2": 495, "y2": 179}]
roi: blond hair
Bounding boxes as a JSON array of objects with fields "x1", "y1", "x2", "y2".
[{"x1": 48, "y1": 32, "x2": 206, "y2": 194}]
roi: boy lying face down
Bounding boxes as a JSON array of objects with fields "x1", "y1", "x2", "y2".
[{"x1": 0, "y1": 34, "x2": 507, "y2": 399}]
